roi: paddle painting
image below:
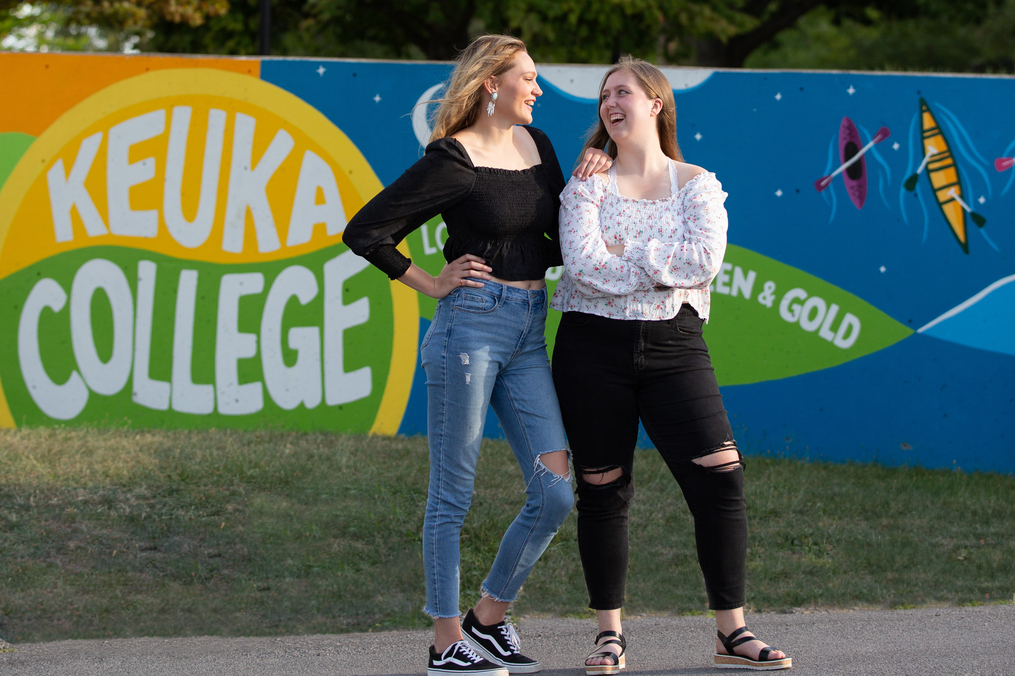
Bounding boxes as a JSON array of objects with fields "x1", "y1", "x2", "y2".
[{"x1": 814, "y1": 117, "x2": 893, "y2": 223}]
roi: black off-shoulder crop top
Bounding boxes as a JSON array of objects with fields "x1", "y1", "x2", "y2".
[{"x1": 343, "y1": 126, "x2": 565, "y2": 281}]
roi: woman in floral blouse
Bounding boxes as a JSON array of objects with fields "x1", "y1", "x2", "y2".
[{"x1": 550, "y1": 56, "x2": 792, "y2": 673}]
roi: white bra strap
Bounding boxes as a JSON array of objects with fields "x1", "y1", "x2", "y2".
[
  {"x1": 608, "y1": 161, "x2": 680, "y2": 196},
  {"x1": 607, "y1": 163, "x2": 619, "y2": 194}
]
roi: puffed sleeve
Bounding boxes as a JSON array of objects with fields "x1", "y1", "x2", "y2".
[
  {"x1": 621, "y1": 172, "x2": 728, "y2": 288},
  {"x1": 343, "y1": 139, "x2": 475, "y2": 279},
  {"x1": 558, "y1": 176, "x2": 657, "y2": 295}
]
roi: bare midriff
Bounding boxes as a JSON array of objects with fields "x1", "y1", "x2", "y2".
[{"x1": 490, "y1": 276, "x2": 546, "y2": 290}]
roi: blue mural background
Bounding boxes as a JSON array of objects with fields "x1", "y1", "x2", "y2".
[{"x1": 261, "y1": 60, "x2": 1014, "y2": 473}]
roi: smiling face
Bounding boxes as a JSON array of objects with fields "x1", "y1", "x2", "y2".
[
  {"x1": 491, "y1": 51, "x2": 542, "y2": 125},
  {"x1": 599, "y1": 68, "x2": 662, "y2": 145}
]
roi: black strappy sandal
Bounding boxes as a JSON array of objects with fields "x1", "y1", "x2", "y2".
[
  {"x1": 714, "y1": 626, "x2": 791, "y2": 670},
  {"x1": 585, "y1": 630, "x2": 626, "y2": 675}
]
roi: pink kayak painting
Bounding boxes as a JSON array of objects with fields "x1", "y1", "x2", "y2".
[
  {"x1": 840, "y1": 117, "x2": 867, "y2": 209},
  {"x1": 814, "y1": 117, "x2": 890, "y2": 210}
]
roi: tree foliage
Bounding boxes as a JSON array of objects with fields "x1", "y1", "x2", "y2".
[
  {"x1": 2, "y1": 0, "x2": 1012, "y2": 74},
  {"x1": 0, "y1": 0, "x2": 227, "y2": 31},
  {"x1": 1, "y1": 3, "x2": 108, "y2": 50},
  {"x1": 746, "y1": 2, "x2": 1015, "y2": 73},
  {"x1": 0, "y1": 0, "x2": 228, "y2": 50}
]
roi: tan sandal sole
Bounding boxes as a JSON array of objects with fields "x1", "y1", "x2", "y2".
[
  {"x1": 585, "y1": 653, "x2": 625, "y2": 675},
  {"x1": 714, "y1": 653, "x2": 791, "y2": 670}
]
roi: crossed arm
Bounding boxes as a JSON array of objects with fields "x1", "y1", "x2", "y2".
[{"x1": 558, "y1": 174, "x2": 728, "y2": 297}]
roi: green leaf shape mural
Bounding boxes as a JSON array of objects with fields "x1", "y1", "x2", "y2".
[
  {"x1": 706, "y1": 244, "x2": 913, "y2": 386},
  {"x1": 0, "y1": 132, "x2": 35, "y2": 191}
]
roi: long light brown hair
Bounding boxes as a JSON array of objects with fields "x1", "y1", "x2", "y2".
[
  {"x1": 578, "y1": 55, "x2": 683, "y2": 164},
  {"x1": 428, "y1": 35, "x2": 527, "y2": 143}
]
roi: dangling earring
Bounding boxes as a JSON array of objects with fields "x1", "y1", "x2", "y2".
[{"x1": 486, "y1": 91, "x2": 498, "y2": 117}]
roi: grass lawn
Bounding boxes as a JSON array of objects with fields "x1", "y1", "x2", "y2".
[{"x1": 1, "y1": 428, "x2": 1012, "y2": 643}]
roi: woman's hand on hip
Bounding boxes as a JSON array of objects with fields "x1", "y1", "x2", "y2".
[
  {"x1": 397, "y1": 257, "x2": 491, "y2": 299},
  {"x1": 435, "y1": 254, "x2": 492, "y2": 296}
]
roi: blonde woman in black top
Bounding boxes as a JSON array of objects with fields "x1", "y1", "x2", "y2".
[{"x1": 345, "y1": 35, "x2": 610, "y2": 676}]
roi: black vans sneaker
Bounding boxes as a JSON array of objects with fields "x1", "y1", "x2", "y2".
[
  {"x1": 461, "y1": 609, "x2": 541, "y2": 673},
  {"x1": 428, "y1": 640, "x2": 509, "y2": 676}
]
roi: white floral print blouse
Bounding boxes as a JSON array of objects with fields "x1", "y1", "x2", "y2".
[{"x1": 550, "y1": 161, "x2": 728, "y2": 322}]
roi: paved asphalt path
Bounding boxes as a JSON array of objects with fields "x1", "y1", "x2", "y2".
[{"x1": 1, "y1": 605, "x2": 1011, "y2": 675}]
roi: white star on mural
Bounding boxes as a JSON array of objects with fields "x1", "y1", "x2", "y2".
[
  {"x1": 979, "y1": 196, "x2": 986, "y2": 204},
  {"x1": 316, "y1": 65, "x2": 326, "y2": 76},
  {"x1": 893, "y1": 142, "x2": 900, "y2": 150},
  {"x1": 880, "y1": 266, "x2": 886, "y2": 273},
  {"x1": 775, "y1": 189, "x2": 783, "y2": 197},
  {"x1": 775, "y1": 92, "x2": 782, "y2": 100},
  {"x1": 373, "y1": 94, "x2": 382, "y2": 103},
  {"x1": 847, "y1": 85, "x2": 856, "y2": 95},
  {"x1": 694, "y1": 132, "x2": 702, "y2": 141}
]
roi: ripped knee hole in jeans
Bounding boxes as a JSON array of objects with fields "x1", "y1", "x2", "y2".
[{"x1": 578, "y1": 439, "x2": 743, "y2": 486}]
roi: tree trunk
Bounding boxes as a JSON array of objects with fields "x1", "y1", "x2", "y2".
[
  {"x1": 692, "y1": 0, "x2": 825, "y2": 68},
  {"x1": 692, "y1": 38, "x2": 744, "y2": 68}
]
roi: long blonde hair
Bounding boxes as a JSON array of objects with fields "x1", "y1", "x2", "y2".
[
  {"x1": 428, "y1": 35, "x2": 527, "y2": 143},
  {"x1": 578, "y1": 55, "x2": 682, "y2": 164}
]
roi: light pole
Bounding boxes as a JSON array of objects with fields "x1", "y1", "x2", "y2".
[{"x1": 259, "y1": 0, "x2": 270, "y2": 55}]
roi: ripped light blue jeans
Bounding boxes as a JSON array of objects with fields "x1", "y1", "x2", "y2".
[{"x1": 420, "y1": 280, "x2": 573, "y2": 618}]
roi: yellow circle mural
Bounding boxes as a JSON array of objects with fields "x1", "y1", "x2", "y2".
[{"x1": 0, "y1": 68, "x2": 418, "y2": 433}]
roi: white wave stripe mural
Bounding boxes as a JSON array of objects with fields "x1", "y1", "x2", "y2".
[{"x1": 918, "y1": 273, "x2": 1015, "y2": 356}]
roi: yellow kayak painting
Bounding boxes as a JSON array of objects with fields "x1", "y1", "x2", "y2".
[{"x1": 907, "y1": 98, "x2": 988, "y2": 254}]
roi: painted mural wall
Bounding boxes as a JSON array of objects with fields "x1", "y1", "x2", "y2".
[{"x1": 0, "y1": 54, "x2": 1012, "y2": 473}]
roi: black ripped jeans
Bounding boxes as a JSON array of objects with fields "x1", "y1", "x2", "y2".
[{"x1": 551, "y1": 305, "x2": 747, "y2": 611}]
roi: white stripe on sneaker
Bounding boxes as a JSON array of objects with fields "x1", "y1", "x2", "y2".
[
  {"x1": 428, "y1": 641, "x2": 509, "y2": 676},
  {"x1": 471, "y1": 628, "x2": 514, "y2": 657}
]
